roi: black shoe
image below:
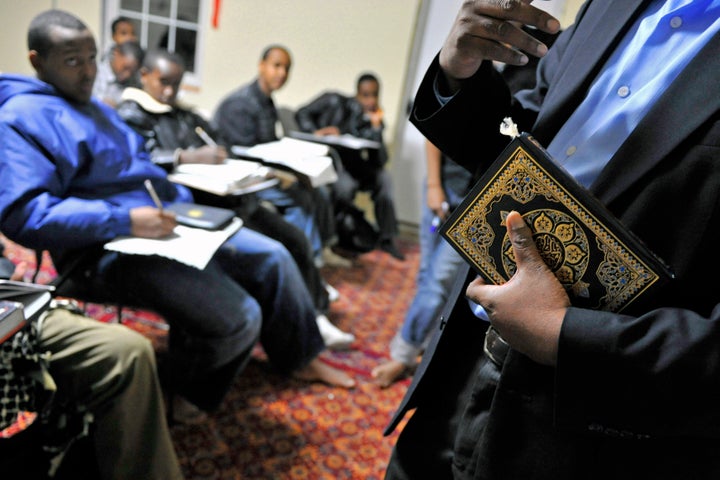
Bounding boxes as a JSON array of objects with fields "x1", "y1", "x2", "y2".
[{"x1": 379, "y1": 240, "x2": 405, "y2": 261}]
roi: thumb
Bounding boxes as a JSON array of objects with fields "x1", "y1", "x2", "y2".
[{"x1": 506, "y1": 211, "x2": 544, "y2": 272}]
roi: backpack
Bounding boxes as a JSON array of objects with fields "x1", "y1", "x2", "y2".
[
  {"x1": 335, "y1": 205, "x2": 379, "y2": 253},
  {"x1": 0, "y1": 313, "x2": 54, "y2": 438}
]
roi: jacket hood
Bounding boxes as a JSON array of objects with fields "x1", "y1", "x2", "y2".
[{"x1": 0, "y1": 74, "x2": 56, "y2": 109}]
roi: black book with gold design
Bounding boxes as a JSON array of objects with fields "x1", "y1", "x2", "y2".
[{"x1": 440, "y1": 132, "x2": 674, "y2": 313}]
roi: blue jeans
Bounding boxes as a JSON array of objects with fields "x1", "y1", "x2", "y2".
[
  {"x1": 392, "y1": 186, "x2": 466, "y2": 365},
  {"x1": 62, "y1": 227, "x2": 324, "y2": 410},
  {"x1": 256, "y1": 184, "x2": 324, "y2": 259}
]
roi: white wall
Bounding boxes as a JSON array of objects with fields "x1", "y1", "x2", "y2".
[{"x1": 0, "y1": 0, "x2": 420, "y2": 147}]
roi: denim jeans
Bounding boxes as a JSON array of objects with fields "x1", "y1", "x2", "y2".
[
  {"x1": 392, "y1": 186, "x2": 466, "y2": 365},
  {"x1": 256, "y1": 184, "x2": 323, "y2": 258},
  {"x1": 71, "y1": 227, "x2": 324, "y2": 410}
]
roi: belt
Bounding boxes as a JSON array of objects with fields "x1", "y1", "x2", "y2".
[{"x1": 483, "y1": 326, "x2": 510, "y2": 367}]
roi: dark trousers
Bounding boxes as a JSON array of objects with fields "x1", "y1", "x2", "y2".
[
  {"x1": 57, "y1": 227, "x2": 324, "y2": 411},
  {"x1": 332, "y1": 167, "x2": 399, "y2": 243}
]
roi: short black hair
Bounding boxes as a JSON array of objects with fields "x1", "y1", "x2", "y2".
[
  {"x1": 261, "y1": 44, "x2": 290, "y2": 61},
  {"x1": 113, "y1": 40, "x2": 145, "y2": 63},
  {"x1": 357, "y1": 72, "x2": 379, "y2": 90},
  {"x1": 142, "y1": 48, "x2": 186, "y2": 71},
  {"x1": 28, "y1": 9, "x2": 88, "y2": 56},
  {"x1": 111, "y1": 16, "x2": 135, "y2": 35}
]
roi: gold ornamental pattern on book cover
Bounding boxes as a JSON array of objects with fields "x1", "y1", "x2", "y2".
[{"x1": 442, "y1": 142, "x2": 665, "y2": 313}]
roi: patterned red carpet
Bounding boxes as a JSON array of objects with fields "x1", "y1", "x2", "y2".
[{"x1": 3, "y1": 237, "x2": 419, "y2": 479}]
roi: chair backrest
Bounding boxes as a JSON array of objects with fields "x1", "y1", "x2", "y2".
[{"x1": 276, "y1": 106, "x2": 299, "y2": 136}]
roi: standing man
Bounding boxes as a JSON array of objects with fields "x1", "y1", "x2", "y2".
[
  {"x1": 385, "y1": 1, "x2": 720, "y2": 479},
  {"x1": 295, "y1": 73, "x2": 405, "y2": 260}
]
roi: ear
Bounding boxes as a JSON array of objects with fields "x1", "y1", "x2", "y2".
[{"x1": 28, "y1": 50, "x2": 42, "y2": 73}]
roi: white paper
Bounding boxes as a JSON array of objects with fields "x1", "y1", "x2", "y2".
[
  {"x1": 169, "y1": 159, "x2": 273, "y2": 195},
  {"x1": 104, "y1": 217, "x2": 243, "y2": 270},
  {"x1": 234, "y1": 138, "x2": 338, "y2": 187},
  {"x1": 287, "y1": 131, "x2": 382, "y2": 150}
]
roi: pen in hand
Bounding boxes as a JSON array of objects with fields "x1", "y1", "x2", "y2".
[
  {"x1": 195, "y1": 126, "x2": 218, "y2": 147},
  {"x1": 144, "y1": 179, "x2": 164, "y2": 212}
]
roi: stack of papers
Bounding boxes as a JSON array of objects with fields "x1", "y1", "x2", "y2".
[
  {"x1": 168, "y1": 159, "x2": 277, "y2": 196},
  {"x1": 232, "y1": 138, "x2": 338, "y2": 188},
  {"x1": 287, "y1": 131, "x2": 381, "y2": 150}
]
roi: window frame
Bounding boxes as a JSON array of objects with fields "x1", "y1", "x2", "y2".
[{"x1": 102, "y1": 0, "x2": 208, "y2": 89}]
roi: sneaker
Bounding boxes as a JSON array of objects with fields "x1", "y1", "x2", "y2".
[
  {"x1": 379, "y1": 240, "x2": 405, "y2": 261},
  {"x1": 325, "y1": 282, "x2": 340, "y2": 302},
  {"x1": 316, "y1": 314, "x2": 355, "y2": 350},
  {"x1": 322, "y1": 246, "x2": 353, "y2": 268}
]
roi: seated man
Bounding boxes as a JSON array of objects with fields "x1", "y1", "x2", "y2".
[
  {"x1": 93, "y1": 39, "x2": 144, "y2": 107},
  {"x1": 0, "y1": 10, "x2": 355, "y2": 423},
  {"x1": 115, "y1": 49, "x2": 354, "y2": 349},
  {"x1": 0, "y1": 242, "x2": 183, "y2": 479},
  {"x1": 213, "y1": 45, "x2": 350, "y2": 268},
  {"x1": 295, "y1": 72, "x2": 404, "y2": 260}
]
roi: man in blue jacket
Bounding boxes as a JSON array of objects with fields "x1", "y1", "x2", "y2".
[{"x1": 0, "y1": 9, "x2": 354, "y2": 424}]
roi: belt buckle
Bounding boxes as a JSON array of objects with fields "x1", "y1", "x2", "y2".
[{"x1": 483, "y1": 327, "x2": 509, "y2": 367}]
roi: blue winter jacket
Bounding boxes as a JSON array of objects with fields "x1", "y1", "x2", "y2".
[{"x1": 0, "y1": 74, "x2": 193, "y2": 253}]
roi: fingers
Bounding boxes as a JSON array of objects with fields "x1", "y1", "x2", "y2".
[
  {"x1": 505, "y1": 210, "x2": 544, "y2": 271},
  {"x1": 440, "y1": 0, "x2": 561, "y2": 82}
]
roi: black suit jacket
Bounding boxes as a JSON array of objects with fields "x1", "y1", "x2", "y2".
[{"x1": 386, "y1": 1, "x2": 720, "y2": 478}]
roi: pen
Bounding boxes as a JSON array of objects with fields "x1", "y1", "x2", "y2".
[
  {"x1": 195, "y1": 126, "x2": 218, "y2": 147},
  {"x1": 144, "y1": 179, "x2": 164, "y2": 212}
]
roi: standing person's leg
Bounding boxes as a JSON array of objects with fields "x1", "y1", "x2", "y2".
[
  {"x1": 373, "y1": 216, "x2": 465, "y2": 386},
  {"x1": 39, "y1": 308, "x2": 183, "y2": 480}
]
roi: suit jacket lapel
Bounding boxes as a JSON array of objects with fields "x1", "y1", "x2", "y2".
[{"x1": 591, "y1": 33, "x2": 720, "y2": 204}]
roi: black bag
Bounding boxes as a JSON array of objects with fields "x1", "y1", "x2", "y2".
[{"x1": 335, "y1": 206, "x2": 379, "y2": 253}]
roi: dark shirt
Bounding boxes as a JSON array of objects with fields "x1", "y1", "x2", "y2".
[{"x1": 213, "y1": 79, "x2": 278, "y2": 147}]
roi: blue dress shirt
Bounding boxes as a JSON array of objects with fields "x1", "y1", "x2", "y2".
[{"x1": 471, "y1": 0, "x2": 720, "y2": 320}]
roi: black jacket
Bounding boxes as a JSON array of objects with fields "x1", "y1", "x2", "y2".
[{"x1": 387, "y1": 1, "x2": 720, "y2": 478}]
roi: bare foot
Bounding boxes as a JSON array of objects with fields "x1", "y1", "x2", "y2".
[
  {"x1": 171, "y1": 395, "x2": 208, "y2": 425},
  {"x1": 371, "y1": 360, "x2": 411, "y2": 388},
  {"x1": 293, "y1": 358, "x2": 356, "y2": 388}
]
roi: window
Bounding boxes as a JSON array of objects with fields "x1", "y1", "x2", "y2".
[{"x1": 104, "y1": 0, "x2": 207, "y2": 86}]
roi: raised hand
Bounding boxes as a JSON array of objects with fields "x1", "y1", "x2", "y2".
[{"x1": 439, "y1": 0, "x2": 561, "y2": 92}]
